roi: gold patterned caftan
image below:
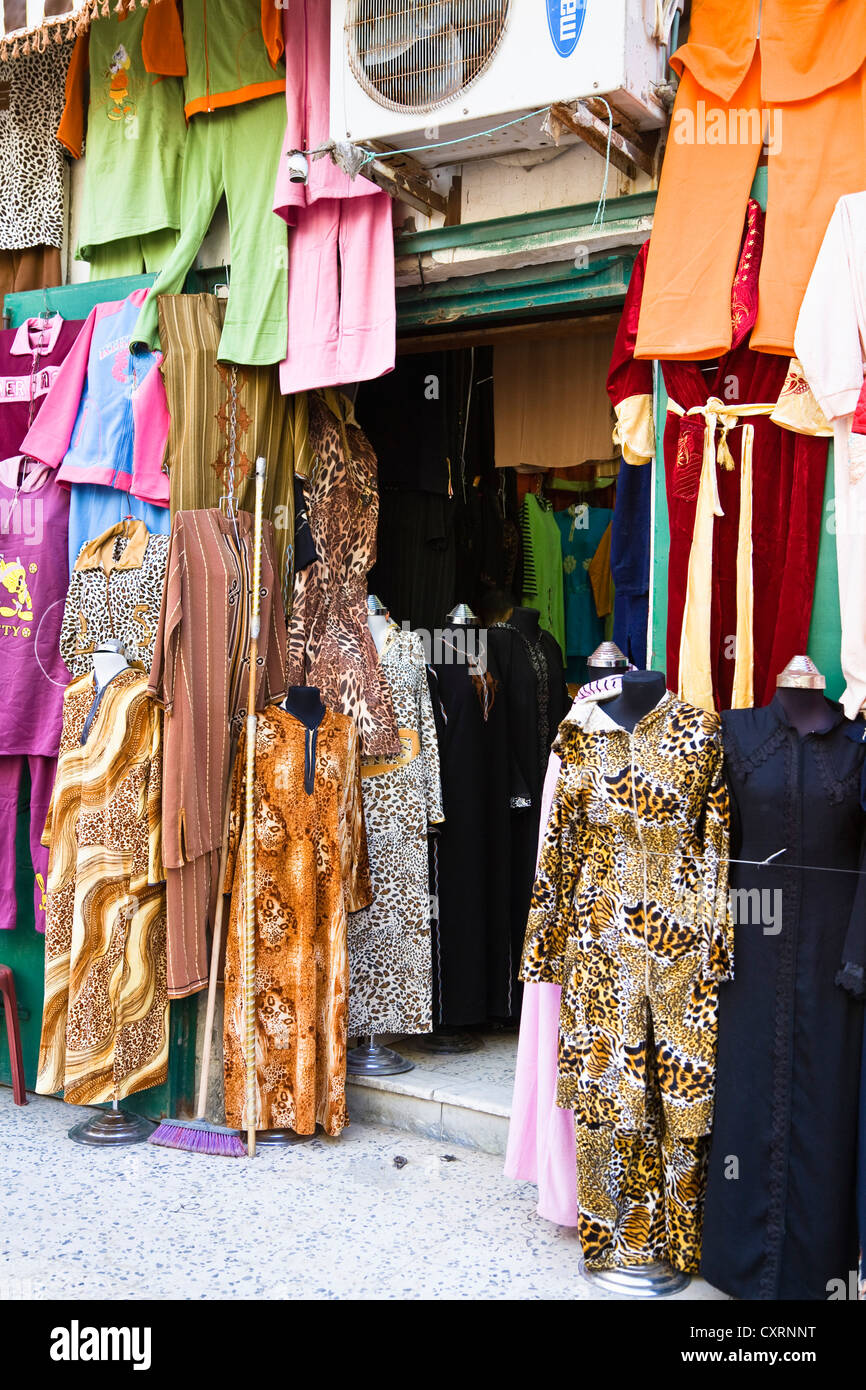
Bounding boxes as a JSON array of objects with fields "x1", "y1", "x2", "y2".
[
  {"x1": 36, "y1": 669, "x2": 168, "y2": 1105},
  {"x1": 223, "y1": 706, "x2": 372, "y2": 1137}
]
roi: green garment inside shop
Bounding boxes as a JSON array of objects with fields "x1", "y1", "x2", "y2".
[{"x1": 521, "y1": 492, "x2": 566, "y2": 659}]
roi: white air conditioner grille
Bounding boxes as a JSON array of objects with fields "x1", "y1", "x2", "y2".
[{"x1": 345, "y1": 0, "x2": 511, "y2": 116}]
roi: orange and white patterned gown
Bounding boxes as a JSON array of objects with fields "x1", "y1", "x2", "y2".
[{"x1": 223, "y1": 705, "x2": 371, "y2": 1136}]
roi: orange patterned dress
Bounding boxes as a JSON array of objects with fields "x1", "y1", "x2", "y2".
[{"x1": 223, "y1": 705, "x2": 372, "y2": 1136}]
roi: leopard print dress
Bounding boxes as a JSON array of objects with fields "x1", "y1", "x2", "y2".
[
  {"x1": 286, "y1": 393, "x2": 400, "y2": 758},
  {"x1": 521, "y1": 691, "x2": 732, "y2": 1273},
  {"x1": 348, "y1": 627, "x2": 444, "y2": 1036},
  {"x1": 0, "y1": 39, "x2": 73, "y2": 251}
]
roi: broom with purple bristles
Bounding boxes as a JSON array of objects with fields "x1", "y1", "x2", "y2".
[
  {"x1": 148, "y1": 787, "x2": 246, "y2": 1157},
  {"x1": 148, "y1": 459, "x2": 269, "y2": 1159}
]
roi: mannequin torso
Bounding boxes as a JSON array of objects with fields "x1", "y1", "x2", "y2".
[
  {"x1": 92, "y1": 646, "x2": 129, "y2": 690},
  {"x1": 506, "y1": 606, "x2": 541, "y2": 641},
  {"x1": 367, "y1": 612, "x2": 393, "y2": 656},
  {"x1": 283, "y1": 685, "x2": 327, "y2": 727},
  {"x1": 605, "y1": 670, "x2": 668, "y2": 732},
  {"x1": 774, "y1": 686, "x2": 836, "y2": 736}
]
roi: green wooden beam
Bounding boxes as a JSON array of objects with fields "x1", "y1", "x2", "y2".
[
  {"x1": 397, "y1": 252, "x2": 636, "y2": 330},
  {"x1": 396, "y1": 191, "x2": 657, "y2": 257}
]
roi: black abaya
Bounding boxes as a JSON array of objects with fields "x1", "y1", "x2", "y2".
[{"x1": 701, "y1": 697, "x2": 866, "y2": 1300}]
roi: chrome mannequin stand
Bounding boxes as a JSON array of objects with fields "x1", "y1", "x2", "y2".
[
  {"x1": 416, "y1": 1029, "x2": 484, "y2": 1055},
  {"x1": 578, "y1": 1258, "x2": 689, "y2": 1298},
  {"x1": 255, "y1": 1129, "x2": 316, "y2": 1146},
  {"x1": 68, "y1": 1096, "x2": 155, "y2": 1146},
  {"x1": 346, "y1": 1035, "x2": 414, "y2": 1076}
]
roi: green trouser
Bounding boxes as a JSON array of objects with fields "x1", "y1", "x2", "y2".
[
  {"x1": 131, "y1": 95, "x2": 288, "y2": 367},
  {"x1": 88, "y1": 229, "x2": 179, "y2": 282}
]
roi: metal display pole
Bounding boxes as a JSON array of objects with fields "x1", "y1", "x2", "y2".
[
  {"x1": 578, "y1": 1259, "x2": 690, "y2": 1298},
  {"x1": 68, "y1": 1095, "x2": 155, "y2": 1146},
  {"x1": 346, "y1": 1034, "x2": 414, "y2": 1076}
]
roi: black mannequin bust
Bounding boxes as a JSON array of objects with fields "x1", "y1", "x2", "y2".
[
  {"x1": 774, "y1": 685, "x2": 836, "y2": 736},
  {"x1": 605, "y1": 670, "x2": 667, "y2": 733},
  {"x1": 508, "y1": 606, "x2": 541, "y2": 641},
  {"x1": 283, "y1": 684, "x2": 327, "y2": 727}
]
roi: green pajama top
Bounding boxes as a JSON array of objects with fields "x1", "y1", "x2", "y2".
[{"x1": 59, "y1": 10, "x2": 187, "y2": 262}]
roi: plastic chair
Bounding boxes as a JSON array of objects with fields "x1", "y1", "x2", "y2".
[{"x1": 0, "y1": 965, "x2": 27, "y2": 1105}]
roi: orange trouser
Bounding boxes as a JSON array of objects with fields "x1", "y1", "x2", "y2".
[{"x1": 636, "y1": 50, "x2": 866, "y2": 360}]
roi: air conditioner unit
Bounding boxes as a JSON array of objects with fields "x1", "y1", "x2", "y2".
[{"x1": 330, "y1": 0, "x2": 677, "y2": 167}]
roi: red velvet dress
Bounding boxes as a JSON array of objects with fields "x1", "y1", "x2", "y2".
[{"x1": 609, "y1": 206, "x2": 829, "y2": 709}]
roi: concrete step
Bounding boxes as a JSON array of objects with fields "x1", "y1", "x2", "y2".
[{"x1": 346, "y1": 1031, "x2": 516, "y2": 1156}]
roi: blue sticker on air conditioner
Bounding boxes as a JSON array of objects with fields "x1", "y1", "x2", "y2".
[{"x1": 546, "y1": 0, "x2": 588, "y2": 58}]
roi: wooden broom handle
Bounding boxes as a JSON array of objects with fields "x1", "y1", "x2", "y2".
[{"x1": 195, "y1": 785, "x2": 234, "y2": 1120}]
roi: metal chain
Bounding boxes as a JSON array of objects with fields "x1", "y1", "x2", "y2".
[{"x1": 226, "y1": 365, "x2": 238, "y2": 512}]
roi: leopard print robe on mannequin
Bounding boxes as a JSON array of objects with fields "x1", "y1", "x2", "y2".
[
  {"x1": 348, "y1": 626, "x2": 444, "y2": 1036},
  {"x1": 521, "y1": 691, "x2": 733, "y2": 1273},
  {"x1": 287, "y1": 391, "x2": 400, "y2": 758}
]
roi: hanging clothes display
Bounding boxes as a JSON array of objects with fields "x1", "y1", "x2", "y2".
[
  {"x1": 521, "y1": 692, "x2": 732, "y2": 1272},
  {"x1": 148, "y1": 508, "x2": 288, "y2": 999},
  {"x1": 486, "y1": 612, "x2": 568, "y2": 1018},
  {"x1": 273, "y1": 0, "x2": 395, "y2": 394},
  {"x1": 130, "y1": 0, "x2": 287, "y2": 367},
  {"x1": 0, "y1": 40, "x2": 73, "y2": 290},
  {"x1": 556, "y1": 503, "x2": 614, "y2": 666},
  {"x1": 520, "y1": 494, "x2": 566, "y2": 659},
  {"x1": 156, "y1": 293, "x2": 297, "y2": 590},
  {"x1": 35, "y1": 667, "x2": 168, "y2": 1105},
  {"x1": 612, "y1": 212, "x2": 829, "y2": 713},
  {"x1": 19, "y1": 288, "x2": 171, "y2": 508},
  {"x1": 59, "y1": 519, "x2": 169, "y2": 677},
  {"x1": 428, "y1": 624, "x2": 508, "y2": 1027},
  {"x1": 794, "y1": 192, "x2": 866, "y2": 722},
  {"x1": 701, "y1": 697, "x2": 866, "y2": 1300},
  {"x1": 348, "y1": 626, "x2": 444, "y2": 1037},
  {"x1": 0, "y1": 315, "x2": 84, "y2": 459},
  {"x1": 635, "y1": 0, "x2": 866, "y2": 360},
  {"x1": 223, "y1": 705, "x2": 371, "y2": 1136},
  {"x1": 56, "y1": 7, "x2": 187, "y2": 276},
  {"x1": 287, "y1": 391, "x2": 400, "y2": 758},
  {"x1": 0, "y1": 456, "x2": 70, "y2": 936}
]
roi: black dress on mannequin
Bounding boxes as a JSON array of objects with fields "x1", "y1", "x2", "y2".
[
  {"x1": 701, "y1": 690, "x2": 866, "y2": 1300},
  {"x1": 428, "y1": 620, "x2": 506, "y2": 1026},
  {"x1": 486, "y1": 605, "x2": 568, "y2": 1020}
]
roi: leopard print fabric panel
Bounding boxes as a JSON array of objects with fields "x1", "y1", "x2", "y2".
[
  {"x1": 286, "y1": 392, "x2": 400, "y2": 758},
  {"x1": 0, "y1": 40, "x2": 73, "y2": 250},
  {"x1": 60, "y1": 530, "x2": 169, "y2": 676},
  {"x1": 522, "y1": 690, "x2": 732, "y2": 1137},
  {"x1": 348, "y1": 627, "x2": 444, "y2": 1036}
]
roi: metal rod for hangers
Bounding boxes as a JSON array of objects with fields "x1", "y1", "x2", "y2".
[{"x1": 244, "y1": 456, "x2": 266, "y2": 1157}]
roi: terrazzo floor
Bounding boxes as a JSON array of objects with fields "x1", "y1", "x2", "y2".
[{"x1": 1, "y1": 1089, "x2": 727, "y2": 1301}]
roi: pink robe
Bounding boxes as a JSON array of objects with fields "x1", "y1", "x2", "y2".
[
  {"x1": 504, "y1": 730, "x2": 578, "y2": 1226},
  {"x1": 273, "y1": 0, "x2": 395, "y2": 394}
]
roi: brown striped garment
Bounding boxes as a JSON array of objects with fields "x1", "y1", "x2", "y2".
[
  {"x1": 147, "y1": 507, "x2": 288, "y2": 997},
  {"x1": 36, "y1": 668, "x2": 168, "y2": 1106},
  {"x1": 156, "y1": 293, "x2": 303, "y2": 603}
]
